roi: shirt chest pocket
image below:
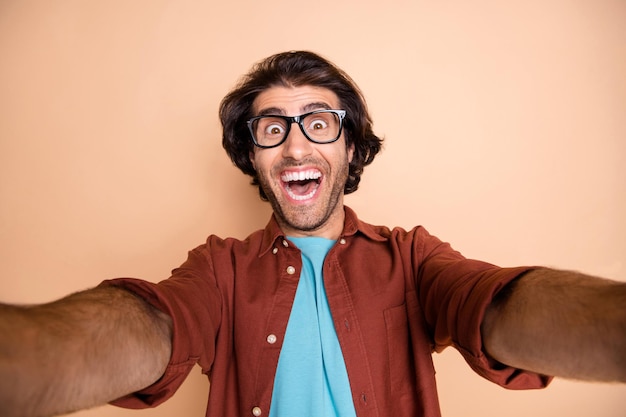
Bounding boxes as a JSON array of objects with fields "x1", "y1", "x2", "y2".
[{"x1": 384, "y1": 303, "x2": 416, "y2": 393}]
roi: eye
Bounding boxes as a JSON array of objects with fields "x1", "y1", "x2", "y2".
[
  {"x1": 257, "y1": 118, "x2": 287, "y2": 138},
  {"x1": 307, "y1": 117, "x2": 329, "y2": 131},
  {"x1": 265, "y1": 123, "x2": 285, "y2": 136}
]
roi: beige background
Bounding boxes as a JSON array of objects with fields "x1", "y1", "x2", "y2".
[{"x1": 1, "y1": 1, "x2": 625, "y2": 416}]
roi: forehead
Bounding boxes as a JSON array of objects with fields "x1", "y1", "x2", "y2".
[{"x1": 252, "y1": 85, "x2": 340, "y2": 115}]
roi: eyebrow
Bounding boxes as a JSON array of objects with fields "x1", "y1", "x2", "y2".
[{"x1": 256, "y1": 102, "x2": 332, "y2": 117}]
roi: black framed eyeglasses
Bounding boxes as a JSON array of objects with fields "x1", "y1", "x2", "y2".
[{"x1": 247, "y1": 109, "x2": 346, "y2": 149}]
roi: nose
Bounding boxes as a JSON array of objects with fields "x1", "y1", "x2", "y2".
[{"x1": 281, "y1": 124, "x2": 313, "y2": 160}]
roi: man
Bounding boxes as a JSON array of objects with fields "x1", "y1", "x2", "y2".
[{"x1": 0, "y1": 50, "x2": 624, "y2": 417}]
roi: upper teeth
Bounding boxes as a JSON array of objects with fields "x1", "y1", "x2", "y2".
[{"x1": 281, "y1": 170, "x2": 321, "y2": 182}]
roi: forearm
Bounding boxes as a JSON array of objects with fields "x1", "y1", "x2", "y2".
[
  {"x1": 482, "y1": 268, "x2": 626, "y2": 382},
  {"x1": 0, "y1": 286, "x2": 172, "y2": 417}
]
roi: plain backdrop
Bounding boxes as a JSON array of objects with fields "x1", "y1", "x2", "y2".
[{"x1": 0, "y1": 1, "x2": 624, "y2": 416}]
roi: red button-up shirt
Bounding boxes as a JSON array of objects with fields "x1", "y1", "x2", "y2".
[{"x1": 105, "y1": 207, "x2": 550, "y2": 417}]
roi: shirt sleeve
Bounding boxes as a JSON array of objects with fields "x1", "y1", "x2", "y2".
[
  {"x1": 414, "y1": 227, "x2": 552, "y2": 390},
  {"x1": 98, "y1": 242, "x2": 222, "y2": 408}
]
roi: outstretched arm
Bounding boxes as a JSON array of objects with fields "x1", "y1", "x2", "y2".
[
  {"x1": 0, "y1": 286, "x2": 173, "y2": 417},
  {"x1": 482, "y1": 268, "x2": 626, "y2": 382}
]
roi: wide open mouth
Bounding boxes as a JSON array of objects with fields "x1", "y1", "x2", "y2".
[{"x1": 280, "y1": 169, "x2": 322, "y2": 201}]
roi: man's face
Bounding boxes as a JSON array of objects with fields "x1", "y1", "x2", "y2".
[{"x1": 249, "y1": 85, "x2": 355, "y2": 239}]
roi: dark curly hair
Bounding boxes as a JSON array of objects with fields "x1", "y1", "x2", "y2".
[{"x1": 220, "y1": 50, "x2": 383, "y2": 200}]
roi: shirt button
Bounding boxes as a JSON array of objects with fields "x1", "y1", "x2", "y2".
[
  {"x1": 282, "y1": 240, "x2": 289, "y2": 247},
  {"x1": 266, "y1": 334, "x2": 277, "y2": 344},
  {"x1": 272, "y1": 247, "x2": 278, "y2": 255},
  {"x1": 286, "y1": 266, "x2": 296, "y2": 275},
  {"x1": 252, "y1": 406, "x2": 262, "y2": 416},
  {"x1": 339, "y1": 238, "x2": 346, "y2": 245}
]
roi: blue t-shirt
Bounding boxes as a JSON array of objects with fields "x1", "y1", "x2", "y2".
[{"x1": 269, "y1": 237, "x2": 356, "y2": 417}]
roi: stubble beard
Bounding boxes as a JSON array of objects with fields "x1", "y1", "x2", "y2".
[{"x1": 258, "y1": 160, "x2": 349, "y2": 234}]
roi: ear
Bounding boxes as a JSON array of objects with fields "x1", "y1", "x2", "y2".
[
  {"x1": 347, "y1": 143, "x2": 355, "y2": 163},
  {"x1": 249, "y1": 150, "x2": 256, "y2": 170}
]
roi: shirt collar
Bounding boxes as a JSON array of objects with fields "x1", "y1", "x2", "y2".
[{"x1": 258, "y1": 206, "x2": 387, "y2": 257}]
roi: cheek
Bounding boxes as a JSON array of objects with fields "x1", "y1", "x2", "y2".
[{"x1": 250, "y1": 150, "x2": 276, "y2": 175}]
